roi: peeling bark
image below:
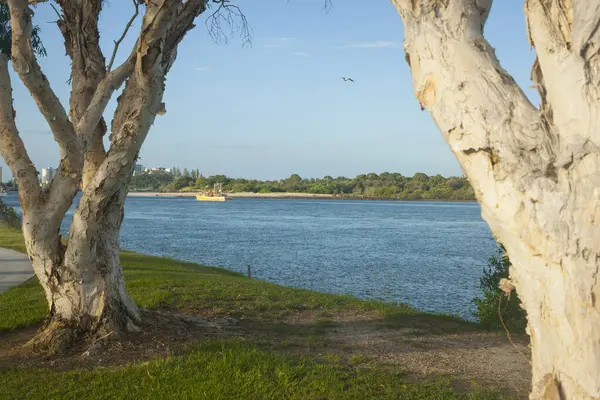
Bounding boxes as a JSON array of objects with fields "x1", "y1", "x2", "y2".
[
  {"x1": 392, "y1": 0, "x2": 600, "y2": 398},
  {"x1": 56, "y1": 0, "x2": 107, "y2": 188}
]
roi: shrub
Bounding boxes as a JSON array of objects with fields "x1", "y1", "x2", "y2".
[
  {"x1": 473, "y1": 244, "x2": 527, "y2": 333},
  {"x1": 0, "y1": 199, "x2": 21, "y2": 229}
]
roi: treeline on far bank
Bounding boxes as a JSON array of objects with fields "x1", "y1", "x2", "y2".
[{"x1": 129, "y1": 171, "x2": 475, "y2": 201}]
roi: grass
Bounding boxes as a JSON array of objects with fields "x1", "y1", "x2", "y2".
[
  {"x1": 0, "y1": 227, "x2": 506, "y2": 400},
  {"x1": 0, "y1": 339, "x2": 500, "y2": 400}
]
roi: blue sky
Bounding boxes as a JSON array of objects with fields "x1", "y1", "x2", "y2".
[{"x1": 3, "y1": 0, "x2": 537, "y2": 181}]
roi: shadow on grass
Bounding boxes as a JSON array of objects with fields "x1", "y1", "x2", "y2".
[{"x1": 383, "y1": 312, "x2": 483, "y2": 335}]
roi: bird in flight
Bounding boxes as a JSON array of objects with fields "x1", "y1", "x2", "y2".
[{"x1": 341, "y1": 77, "x2": 354, "y2": 82}]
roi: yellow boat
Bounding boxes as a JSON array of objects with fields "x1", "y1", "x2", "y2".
[
  {"x1": 196, "y1": 183, "x2": 231, "y2": 202},
  {"x1": 196, "y1": 193, "x2": 230, "y2": 202}
]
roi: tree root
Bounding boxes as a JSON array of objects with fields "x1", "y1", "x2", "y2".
[
  {"x1": 24, "y1": 306, "x2": 142, "y2": 356},
  {"x1": 24, "y1": 309, "x2": 235, "y2": 356},
  {"x1": 24, "y1": 320, "x2": 80, "y2": 355}
]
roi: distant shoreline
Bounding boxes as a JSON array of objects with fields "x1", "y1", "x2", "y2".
[{"x1": 127, "y1": 191, "x2": 476, "y2": 202}]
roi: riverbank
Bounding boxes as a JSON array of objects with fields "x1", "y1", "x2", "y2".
[
  {"x1": 0, "y1": 227, "x2": 530, "y2": 399},
  {"x1": 127, "y1": 191, "x2": 335, "y2": 199},
  {"x1": 128, "y1": 191, "x2": 476, "y2": 202}
]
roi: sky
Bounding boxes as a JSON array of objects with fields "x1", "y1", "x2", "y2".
[{"x1": 2, "y1": 0, "x2": 538, "y2": 181}]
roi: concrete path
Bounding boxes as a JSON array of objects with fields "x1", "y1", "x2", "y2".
[{"x1": 0, "y1": 248, "x2": 33, "y2": 294}]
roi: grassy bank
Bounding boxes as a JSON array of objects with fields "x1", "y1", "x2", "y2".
[{"x1": 0, "y1": 227, "x2": 524, "y2": 399}]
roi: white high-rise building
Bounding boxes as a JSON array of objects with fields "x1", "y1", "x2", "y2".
[{"x1": 41, "y1": 167, "x2": 55, "y2": 185}]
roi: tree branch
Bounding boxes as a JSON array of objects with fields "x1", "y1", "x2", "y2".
[
  {"x1": 0, "y1": 54, "x2": 40, "y2": 213},
  {"x1": 55, "y1": 0, "x2": 108, "y2": 188},
  {"x1": 525, "y1": 0, "x2": 600, "y2": 149},
  {"x1": 162, "y1": 0, "x2": 207, "y2": 73},
  {"x1": 8, "y1": 0, "x2": 81, "y2": 172},
  {"x1": 83, "y1": 0, "x2": 181, "y2": 201},
  {"x1": 77, "y1": 54, "x2": 135, "y2": 142},
  {"x1": 394, "y1": 0, "x2": 555, "y2": 198},
  {"x1": 107, "y1": 0, "x2": 139, "y2": 72},
  {"x1": 206, "y1": 0, "x2": 252, "y2": 47}
]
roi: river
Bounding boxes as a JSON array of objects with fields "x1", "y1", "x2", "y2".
[{"x1": 3, "y1": 193, "x2": 497, "y2": 319}]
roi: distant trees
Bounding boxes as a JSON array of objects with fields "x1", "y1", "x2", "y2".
[
  {"x1": 129, "y1": 172, "x2": 173, "y2": 192},
  {"x1": 171, "y1": 175, "x2": 194, "y2": 190},
  {"x1": 128, "y1": 171, "x2": 475, "y2": 200}
]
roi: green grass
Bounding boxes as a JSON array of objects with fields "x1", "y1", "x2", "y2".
[
  {"x1": 0, "y1": 227, "x2": 503, "y2": 400},
  {"x1": 0, "y1": 340, "x2": 500, "y2": 400}
]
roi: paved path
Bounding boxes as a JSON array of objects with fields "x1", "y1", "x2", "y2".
[{"x1": 0, "y1": 248, "x2": 33, "y2": 294}]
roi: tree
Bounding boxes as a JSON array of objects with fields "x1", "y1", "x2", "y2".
[
  {"x1": 173, "y1": 175, "x2": 194, "y2": 190},
  {"x1": 0, "y1": 0, "x2": 239, "y2": 353},
  {"x1": 392, "y1": 0, "x2": 600, "y2": 397},
  {"x1": 195, "y1": 174, "x2": 207, "y2": 187}
]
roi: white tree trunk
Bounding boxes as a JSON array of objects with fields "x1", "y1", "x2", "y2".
[
  {"x1": 23, "y1": 194, "x2": 140, "y2": 353},
  {"x1": 0, "y1": 0, "x2": 208, "y2": 352},
  {"x1": 392, "y1": 0, "x2": 600, "y2": 398}
]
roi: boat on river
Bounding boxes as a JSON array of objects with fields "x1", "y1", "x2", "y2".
[
  {"x1": 196, "y1": 193, "x2": 230, "y2": 202},
  {"x1": 196, "y1": 183, "x2": 231, "y2": 202}
]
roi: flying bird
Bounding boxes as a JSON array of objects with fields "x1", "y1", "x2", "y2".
[{"x1": 341, "y1": 77, "x2": 354, "y2": 82}]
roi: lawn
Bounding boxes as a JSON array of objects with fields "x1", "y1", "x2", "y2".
[{"x1": 0, "y1": 227, "x2": 517, "y2": 399}]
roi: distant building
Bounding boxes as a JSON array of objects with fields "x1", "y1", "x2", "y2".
[
  {"x1": 148, "y1": 167, "x2": 169, "y2": 175},
  {"x1": 41, "y1": 167, "x2": 55, "y2": 185},
  {"x1": 133, "y1": 164, "x2": 144, "y2": 176}
]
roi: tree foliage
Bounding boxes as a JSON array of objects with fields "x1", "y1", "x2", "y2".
[
  {"x1": 473, "y1": 245, "x2": 527, "y2": 333},
  {"x1": 0, "y1": 3, "x2": 45, "y2": 59},
  {"x1": 129, "y1": 171, "x2": 475, "y2": 200}
]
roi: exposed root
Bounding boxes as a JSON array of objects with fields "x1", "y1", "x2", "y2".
[
  {"x1": 24, "y1": 320, "x2": 79, "y2": 355},
  {"x1": 25, "y1": 305, "x2": 142, "y2": 356},
  {"x1": 19, "y1": 309, "x2": 233, "y2": 358}
]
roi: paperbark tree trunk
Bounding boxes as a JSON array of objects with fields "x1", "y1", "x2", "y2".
[
  {"x1": 23, "y1": 190, "x2": 139, "y2": 353},
  {"x1": 392, "y1": 0, "x2": 600, "y2": 398},
  {"x1": 0, "y1": 0, "x2": 209, "y2": 352}
]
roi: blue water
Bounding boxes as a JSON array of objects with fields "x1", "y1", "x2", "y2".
[{"x1": 3, "y1": 193, "x2": 497, "y2": 319}]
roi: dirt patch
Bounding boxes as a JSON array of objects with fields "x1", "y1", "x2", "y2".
[
  {"x1": 0, "y1": 310, "x2": 238, "y2": 371},
  {"x1": 277, "y1": 310, "x2": 532, "y2": 398}
]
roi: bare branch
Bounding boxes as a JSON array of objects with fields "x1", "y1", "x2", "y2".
[
  {"x1": 107, "y1": 0, "x2": 139, "y2": 72},
  {"x1": 55, "y1": 0, "x2": 106, "y2": 123},
  {"x1": 525, "y1": 0, "x2": 600, "y2": 148},
  {"x1": 49, "y1": 2, "x2": 61, "y2": 21},
  {"x1": 55, "y1": 0, "x2": 108, "y2": 188},
  {"x1": 0, "y1": 54, "x2": 40, "y2": 211},
  {"x1": 162, "y1": 0, "x2": 206, "y2": 73},
  {"x1": 77, "y1": 54, "x2": 135, "y2": 141},
  {"x1": 84, "y1": 0, "x2": 182, "y2": 199},
  {"x1": 206, "y1": 0, "x2": 252, "y2": 47},
  {"x1": 7, "y1": 0, "x2": 81, "y2": 172}
]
